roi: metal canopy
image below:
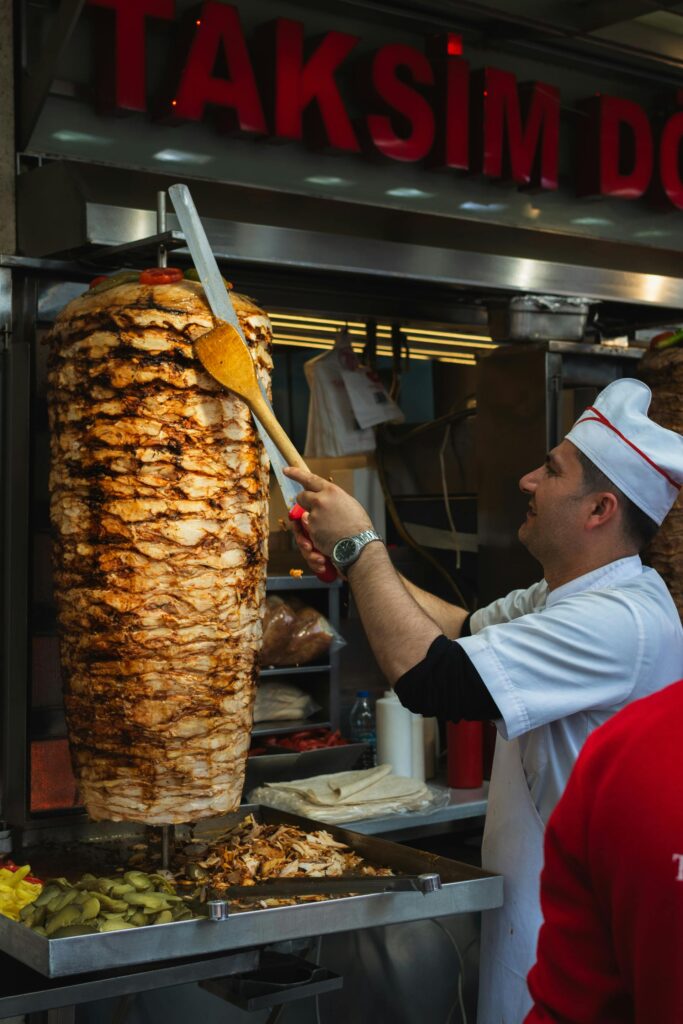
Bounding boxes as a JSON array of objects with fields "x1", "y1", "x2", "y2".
[
  {"x1": 29, "y1": 197, "x2": 683, "y2": 308},
  {"x1": 11, "y1": 161, "x2": 683, "y2": 311}
]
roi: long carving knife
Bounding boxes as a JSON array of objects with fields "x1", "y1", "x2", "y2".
[{"x1": 168, "y1": 183, "x2": 336, "y2": 582}]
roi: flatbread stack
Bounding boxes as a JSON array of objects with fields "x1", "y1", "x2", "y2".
[
  {"x1": 640, "y1": 346, "x2": 683, "y2": 622},
  {"x1": 47, "y1": 276, "x2": 272, "y2": 823}
]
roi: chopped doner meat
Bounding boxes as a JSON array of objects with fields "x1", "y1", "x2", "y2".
[{"x1": 177, "y1": 814, "x2": 393, "y2": 907}]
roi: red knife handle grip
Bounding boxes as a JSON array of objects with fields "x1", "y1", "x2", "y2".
[{"x1": 288, "y1": 504, "x2": 338, "y2": 583}]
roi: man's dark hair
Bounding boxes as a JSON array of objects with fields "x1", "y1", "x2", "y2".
[{"x1": 575, "y1": 449, "x2": 659, "y2": 551}]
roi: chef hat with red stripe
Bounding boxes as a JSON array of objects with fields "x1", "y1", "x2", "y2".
[{"x1": 566, "y1": 378, "x2": 683, "y2": 525}]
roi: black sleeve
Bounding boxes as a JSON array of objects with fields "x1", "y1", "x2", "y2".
[
  {"x1": 460, "y1": 613, "x2": 473, "y2": 637},
  {"x1": 393, "y1": 634, "x2": 500, "y2": 722}
]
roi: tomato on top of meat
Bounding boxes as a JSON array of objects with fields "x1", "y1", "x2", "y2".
[{"x1": 138, "y1": 267, "x2": 184, "y2": 285}]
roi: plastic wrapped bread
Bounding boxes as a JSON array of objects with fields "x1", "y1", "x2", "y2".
[{"x1": 47, "y1": 276, "x2": 272, "y2": 823}]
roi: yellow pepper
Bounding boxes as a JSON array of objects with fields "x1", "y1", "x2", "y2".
[{"x1": 0, "y1": 866, "x2": 42, "y2": 921}]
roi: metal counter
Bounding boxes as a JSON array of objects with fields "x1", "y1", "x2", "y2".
[
  {"x1": 1, "y1": 806, "x2": 502, "y2": 979},
  {"x1": 346, "y1": 783, "x2": 488, "y2": 836}
]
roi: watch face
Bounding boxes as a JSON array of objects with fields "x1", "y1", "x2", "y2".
[{"x1": 333, "y1": 537, "x2": 359, "y2": 566}]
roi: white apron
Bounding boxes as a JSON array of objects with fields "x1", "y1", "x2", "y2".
[{"x1": 477, "y1": 736, "x2": 544, "y2": 1024}]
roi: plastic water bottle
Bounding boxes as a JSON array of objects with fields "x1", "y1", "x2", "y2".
[{"x1": 349, "y1": 691, "x2": 376, "y2": 769}]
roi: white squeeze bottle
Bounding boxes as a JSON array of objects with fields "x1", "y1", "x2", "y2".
[
  {"x1": 410, "y1": 712, "x2": 426, "y2": 782},
  {"x1": 376, "y1": 690, "x2": 413, "y2": 777}
]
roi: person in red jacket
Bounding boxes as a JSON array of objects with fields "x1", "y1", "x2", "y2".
[{"x1": 525, "y1": 678, "x2": 683, "y2": 1024}]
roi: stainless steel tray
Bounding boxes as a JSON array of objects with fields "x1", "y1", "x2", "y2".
[{"x1": 1, "y1": 806, "x2": 502, "y2": 978}]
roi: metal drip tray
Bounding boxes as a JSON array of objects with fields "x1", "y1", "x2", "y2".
[{"x1": 0, "y1": 806, "x2": 502, "y2": 978}]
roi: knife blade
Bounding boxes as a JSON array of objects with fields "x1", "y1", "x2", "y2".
[
  {"x1": 168, "y1": 183, "x2": 336, "y2": 582},
  {"x1": 167, "y1": 184, "x2": 281, "y2": 475}
]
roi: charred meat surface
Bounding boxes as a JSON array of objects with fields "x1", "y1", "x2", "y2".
[{"x1": 47, "y1": 281, "x2": 273, "y2": 824}]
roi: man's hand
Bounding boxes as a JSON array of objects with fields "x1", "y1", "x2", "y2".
[{"x1": 284, "y1": 467, "x2": 374, "y2": 564}]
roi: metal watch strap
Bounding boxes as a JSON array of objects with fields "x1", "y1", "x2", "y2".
[
  {"x1": 342, "y1": 529, "x2": 383, "y2": 569},
  {"x1": 356, "y1": 529, "x2": 382, "y2": 548}
]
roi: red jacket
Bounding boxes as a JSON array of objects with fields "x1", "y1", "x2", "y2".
[{"x1": 526, "y1": 679, "x2": 683, "y2": 1024}]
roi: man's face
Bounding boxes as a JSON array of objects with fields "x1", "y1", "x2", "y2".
[{"x1": 518, "y1": 440, "x2": 594, "y2": 564}]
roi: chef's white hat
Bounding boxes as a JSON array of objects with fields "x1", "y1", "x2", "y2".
[{"x1": 566, "y1": 378, "x2": 682, "y2": 525}]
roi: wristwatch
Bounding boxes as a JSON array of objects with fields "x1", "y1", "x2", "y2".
[{"x1": 331, "y1": 529, "x2": 383, "y2": 572}]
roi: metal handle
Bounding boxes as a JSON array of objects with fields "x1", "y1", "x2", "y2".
[
  {"x1": 207, "y1": 899, "x2": 230, "y2": 922},
  {"x1": 416, "y1": 873, "x2": 442, "y2": 894}
]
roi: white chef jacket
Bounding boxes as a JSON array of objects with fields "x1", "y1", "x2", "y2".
[{"x1": 458, "y1": 555, "x2": 683, "y2": 823}]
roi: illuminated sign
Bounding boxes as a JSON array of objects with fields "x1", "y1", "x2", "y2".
[{"x1": 85, "y1": 0, "x2": 683, "y2": 208}]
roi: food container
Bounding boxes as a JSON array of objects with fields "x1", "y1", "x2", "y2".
[
  {"x1": 487, "y1": 294, "x2": 593, "y2": 342},
  {"x1": 244, "y1": 742, "x2": 367, "y2": 791}
]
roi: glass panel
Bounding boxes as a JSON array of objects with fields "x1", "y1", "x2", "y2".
[{"x1": 30, "y1": 739, "x2": 81, "y2": 813}]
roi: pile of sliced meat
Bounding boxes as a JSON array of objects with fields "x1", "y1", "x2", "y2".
[{"x1": 47, "y1": 279, "x2": 273, "y2": 823}]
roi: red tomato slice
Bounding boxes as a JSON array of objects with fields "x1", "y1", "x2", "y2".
[
  {"x1": 89, "y1": 276, "x2": 108, "y2": 289},
  {"x1": 139, "y1": 267, "x2": 184, "y2": 285}
]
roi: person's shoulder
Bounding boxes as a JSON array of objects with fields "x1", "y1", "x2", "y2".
[
  {"x1": 471, "y1": 579, "x2": 547, "y2": 631},
  {"x1": 580, "y1": 680, "x2": 683, "y2": 766}
]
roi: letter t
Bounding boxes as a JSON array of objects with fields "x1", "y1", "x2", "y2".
[{"x1": 87, "y1": 0, "x2": 175, "y2": 111}]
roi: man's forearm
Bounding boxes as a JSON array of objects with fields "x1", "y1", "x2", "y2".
[
  {"x1": 346, "y1": 544, "x2": 442, "y2": 685},
  {"x1": 398, "y1": 574, "x2": 469, "y2": 639}
]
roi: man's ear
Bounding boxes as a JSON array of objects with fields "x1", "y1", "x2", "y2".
[{"x1": 587, "y1": 491, "x2": 619, "y2": 530}]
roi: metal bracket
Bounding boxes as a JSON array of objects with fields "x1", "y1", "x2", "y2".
[
  {"x1": 85, "y1": 231, "x2": 187, "y2": 265},
  {"x1": 417, "y1": 872, "x2": 443, "y2": 894},
  {"x1": 207, "y1": 899, "x2": 230, "y2": 922}
]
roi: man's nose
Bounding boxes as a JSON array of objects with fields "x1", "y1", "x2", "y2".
[{"x1": 519, "y1": 467, "x2": 540, "y2": 494}]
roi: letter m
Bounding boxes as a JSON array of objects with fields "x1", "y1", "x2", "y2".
[{"x1": 481, "y1": 68, "x2": 559, "y2": 190}]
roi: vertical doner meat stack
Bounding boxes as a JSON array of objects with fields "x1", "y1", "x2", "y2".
[{"x1": 47, "y1": 277, "x2": 273, "y2": 824}]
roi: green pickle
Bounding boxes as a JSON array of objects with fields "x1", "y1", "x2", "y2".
[
  {"x1": 22, "y1": 868, "x2": 195, "y2": 937},
  {"x1": 184, "y1": 266, "x2": 231, "y2": 289},
  {"x1": 87, "y1": 270, "x2": 140, "y2": 296}
]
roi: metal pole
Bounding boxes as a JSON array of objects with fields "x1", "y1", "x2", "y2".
[
  {"x1": 157, "y1": 190, "x2": 171, "y2": 873},
  {"x1": 156, "y1": 191, "x2": 167, "y2": 269},
  {"x1": 161, "y1": 825, "x2": 174, "y2": 870}
]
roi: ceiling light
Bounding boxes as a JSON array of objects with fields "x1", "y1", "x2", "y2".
[
  {"x1": 404, "y1": 335, "x2": 494, "y2": 350},
  {"x1": 571, "y1": 216, "x2": 612, "y2": 226},
  {"x1": 459, "y1": 201, "x2": 506, "y2": 212},
  {"x1": 305, "y1": 175, "x2": 351, "y2": 186},
  {"x1": 270, "y1": 313, "x2": 365, "y2": 328},
  {"x1": 386, "y1": 187, "x2": 433, "y2": 198},
  {"x1": 52, "y1": 130, "x2": 112, "y2": 145},
  {"x1": 400, "y1": 326, "x2": 493, "y2": 342},
  {"x1": 153, "y1": 149, "x2": 212, "y2": 164}
]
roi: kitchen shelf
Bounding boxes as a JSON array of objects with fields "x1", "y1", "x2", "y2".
[
  {"x1": 251, "y1": 717, "x2": 331, "y2": 737},
  {"x1": 259, "y1": 575, "x2": 342, "y2": 751},
  {"x1": 31, "y1": 711, "x2": 335, "y2": 743},
  {"x1": 259, "y1": 664, "x2": 331, "y2": 677},
  {"x1": 266, "y1": 575, "x2": 340, "y2": 591}
]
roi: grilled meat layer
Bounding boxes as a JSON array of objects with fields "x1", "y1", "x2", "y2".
[{"x1": 47, "y1": 281, "x2": 272, "y2": 824}]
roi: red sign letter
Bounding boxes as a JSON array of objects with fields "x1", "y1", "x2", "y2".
[
  {"x1": 659, "y1": 111, "x2": 683, "y2": 209},
  {"x1": 275, "y1": 20, "x2": 360, "y2": 151},
  {"x1": 577, "y1": 95, "x2": 653, "y2": 199},
  {"x1": 367, "y1": 44, "x2": 435, "y2": 162},
  {"x1": 87, "y1": 0, "x2": 174, "y2": 112},
  {"x1": 444, "y1": 56, "x2": 470, "y2": 171},
  {"x1": 172, "y1": 2, "x2": 266, "y2": 133},
  {"x1": 481, "y1": 68, "x2": 559, "y2": 189}
]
